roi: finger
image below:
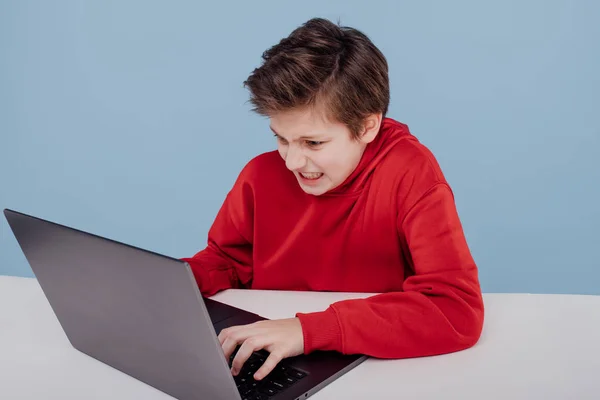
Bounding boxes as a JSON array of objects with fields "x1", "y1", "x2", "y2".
[
  {"x1": 254, "y1": 352, "x2": 283, "y2": 381},
  {"x1": 217, "y1": 326, "x2": 241, "y2": 346},
  {"x1": 221, "y1": 334, "x2": 245, "y2": 361},
  {"x1": 231, "y1": 337, "x2": 263, "y2": 376}
]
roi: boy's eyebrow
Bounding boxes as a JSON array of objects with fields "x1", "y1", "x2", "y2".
[{"x1": 269, "y1": 126, "x2": 326, "y2": 140}]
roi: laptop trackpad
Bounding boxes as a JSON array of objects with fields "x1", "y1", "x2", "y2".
[
  {"x1": 204, "y1": 297, "x2": 242, "y2": 324},
  {"x1": 212, "y1": 312, "x2": 266, "y2": 336}
]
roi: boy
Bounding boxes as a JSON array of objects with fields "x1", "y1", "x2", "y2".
[{"x1": 182, "y1": 17, "x2": 484, "y2": 382}]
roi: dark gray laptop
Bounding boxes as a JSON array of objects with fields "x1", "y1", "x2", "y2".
[{"x1": 4, "y1": 209, "x2": 366, "y2": 400}]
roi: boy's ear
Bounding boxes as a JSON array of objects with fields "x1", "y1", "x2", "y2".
[{"x1": 360, "y1": 113, "x2": 383, "y2": 144}]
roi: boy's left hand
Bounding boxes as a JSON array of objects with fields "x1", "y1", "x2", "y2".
[{"x1": 218, "y1": 317, "x2": 304, "y2": 380}]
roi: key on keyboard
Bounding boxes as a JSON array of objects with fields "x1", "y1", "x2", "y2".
[{"x1": 230, "y1": 351, "x2": 308, "y2": 399}]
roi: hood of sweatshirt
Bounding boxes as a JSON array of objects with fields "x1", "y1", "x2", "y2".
[{"x1": 323, "y1": 117, "x2": 412, "y2": 196}]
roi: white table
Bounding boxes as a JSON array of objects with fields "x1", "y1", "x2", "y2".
[{"x1": 1, "y1": 275, "x2": 599, "y2": 399}]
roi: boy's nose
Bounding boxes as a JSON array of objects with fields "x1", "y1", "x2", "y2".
[{"x1": 285, "y1": 147, "x2": 307, "y2": 171}]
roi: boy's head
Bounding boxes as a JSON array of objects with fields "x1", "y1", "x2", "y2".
[{"x1": 244, "y1": 18, "x2": 390, "y2": 195}]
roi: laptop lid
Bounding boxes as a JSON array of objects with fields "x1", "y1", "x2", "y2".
[{"x1": 4, "y1": 208, "x2": 242, "y2": 400}]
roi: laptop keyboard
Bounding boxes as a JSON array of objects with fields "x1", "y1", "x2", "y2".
[{"x1": 229, "y1": 350, "x2": 308, "y2": 399}]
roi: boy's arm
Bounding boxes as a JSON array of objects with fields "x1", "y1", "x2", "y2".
[
  {"x1": 296, "y1": 183, "x2": 484, "y2": 358},
  {"x1": 182, "y1": 178, "x2": 255, "y2": 297}
]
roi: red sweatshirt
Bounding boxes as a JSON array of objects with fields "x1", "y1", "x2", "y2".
[{"x1": 183, "y1": 118, "x2": 484, "y2": 359}]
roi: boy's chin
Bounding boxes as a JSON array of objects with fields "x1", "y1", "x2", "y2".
[{"x1": 298, "y1": 182, "x2": 329, "y2": 196}]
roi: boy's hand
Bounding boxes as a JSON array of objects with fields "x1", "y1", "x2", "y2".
[{"x1": 218, "y1": 318, "x2": 304, "y2": 380}]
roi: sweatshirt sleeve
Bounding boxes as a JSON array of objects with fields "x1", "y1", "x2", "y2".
[
  {"x1": 296, "y1": 182, "x2": 484, "y2": 358},
  {"x1": 181, "y1": 174, "x2": 255, "y2": 297}
]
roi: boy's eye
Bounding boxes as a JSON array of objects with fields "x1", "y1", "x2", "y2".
[
  {"x1": 273, "y1": 133, "x2": 323, "y2": 147},
  {"x1": 274, "y1": 134, "x2": 288, "y2": 144}
]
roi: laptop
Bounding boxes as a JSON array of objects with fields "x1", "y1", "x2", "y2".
[{"x1": 3, "y1": 208, "x2": 367, "y2": 400}]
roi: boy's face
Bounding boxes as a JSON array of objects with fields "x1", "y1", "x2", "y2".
[{"x1": 270, "y1": 107, "x2": 380, "y2": 196}]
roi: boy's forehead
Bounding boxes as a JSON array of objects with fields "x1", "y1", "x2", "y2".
[
  {"x1": 269, "y1": 108, "x2": 342, "y2": 139},
  {"x1": 269, "y1": 125, "x2": 328, "y2": 140}
]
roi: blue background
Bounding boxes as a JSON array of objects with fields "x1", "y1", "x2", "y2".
[{"x1": 1, "y1": 0, "x2": 599, "y2": 294}]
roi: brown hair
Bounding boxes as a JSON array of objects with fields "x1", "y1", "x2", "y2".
[{"x1": 243, "y1": 18, "x2": 390, "y2": 140}]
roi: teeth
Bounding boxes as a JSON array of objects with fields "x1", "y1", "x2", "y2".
[{"x1": 301, "y1": 172, "x2": 323, "y2": 179}]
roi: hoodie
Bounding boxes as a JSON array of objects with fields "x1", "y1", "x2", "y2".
[{"x1": 182, "y1": 118, "x2": 484, "y2": 358}]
